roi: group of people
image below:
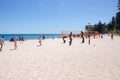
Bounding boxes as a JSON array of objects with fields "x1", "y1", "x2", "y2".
[
  {"x1": 62, "y1": 31, "x2": 90, "y2": 46},
  {"x1": 0, "y1": 35, "x2": 45, "y2": 52},
  {"x1": 62, "y1": 31, "x2": 115, "y2": 46},
  {"x1": 0, "y1": 32, "x2": 115, "y2": 52},
  {"x1": 0, "y1": 36, "x2": 20, "y2": 52},
  {"x1": 19, "y1": 36, "x2": 24, "y2": 41}
]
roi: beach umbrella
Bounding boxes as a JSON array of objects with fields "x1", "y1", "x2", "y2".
[{"x1": 9, "y1": 37, "x2": 14, "y2": 42}]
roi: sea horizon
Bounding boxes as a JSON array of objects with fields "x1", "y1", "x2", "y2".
[{"x1": 0, "y1": 33, "x2": 61, "y2": 41}]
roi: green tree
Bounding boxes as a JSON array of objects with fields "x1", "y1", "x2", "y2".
[
  {"x1": 92, "y1": 21, "x2": 105, "y2": 33},
  {"x1": 85, "y1": 23, "x2": 94, "y2": 31},
  {"x1": 93, "y1": 24, "x2": 99, "y2": 31},
  {"x1": 85, "y1": 0, "x2": 120, "y2": 32},
  {"x1": 116, "y1": 0, "x2": 120, "y2": 30},
  {"x1": 97, "y1": 21, "x2": 104, "y2": 33},
  {"x1": 111, "y1": 17, "x2": 116, "y2": 27},
  {"x1": 107, "y1": 23, "x2": 113, "y2": 31},
  {"x1": 116, "y1": 12, "x2": 120, "y2": 30}
]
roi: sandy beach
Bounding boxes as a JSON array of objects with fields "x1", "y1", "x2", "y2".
[{"x1": 0, "y1": 35, "x2": 120, "y2": 80}]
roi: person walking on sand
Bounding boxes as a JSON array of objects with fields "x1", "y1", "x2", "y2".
[
  {"x1": 69, "y1": 32, "x2": 72, "y2": 46},
  {"x1": 88, "y1": 34, "x2": 90, "y2": 45},
  {"x1": 101, "y1": 34, "x2": 103, "y2": 39},
  {"x1": 111, "y1": 33, "x2": 113, "y2": 40},
  {"x1": 14, "y1": 36, "x2": 17, "y2": 50},
  {"x1": 0, "y1": 36, "x2": 4, "y2": 51},
  {"x1": 39, "y1": 36, "x2": 43, "y2": 46},
  {"x1": 62, "y1": 36, "x2": 66, "y2": 44},
  {"x1": 81, "y1": 31, "x2": 84, "y2": 43}
]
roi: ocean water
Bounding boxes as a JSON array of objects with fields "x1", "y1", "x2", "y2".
[{"x1": 0, "y1": 34, "x2": 61, "y2": 41}]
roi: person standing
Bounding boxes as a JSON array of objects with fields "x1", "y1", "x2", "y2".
[
  {"x1": 21, "y1": 36, "x2": 24, "y2": 41},
  {"x1": 111, "y1": 33, "x2": 113, "y2": 40},
  {"x1": 62, "y1": 37, "x2": 65, "y2": 43},
  {"x1": 0, "y1": 36, "x2": 4, "y2": 51},
  {"x1": 69, "y1": 32, "x2": 72, "y2": 46},
  {"x1": 101, "y1": 34, "x2": 103, "y2": 39},
  {"x1": 39, "y1": 36, "x2": 43, "y2": 46},
  {"x1": 14, "y1": 36, "x2": 17, "y2": 50},
  {"x1": 42, "y1": 36, "x2": 45, "y2": 40},
  {"x1": 88, "y1": 34, "x2": 90, "y2": 45},
  {"x1": 81, "y1": 31, "x2": 84, "y2": 43}
]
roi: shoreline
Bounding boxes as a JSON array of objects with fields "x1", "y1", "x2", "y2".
[{"x1": 0, "y1": 34, "x2": 61, "y2": 41}]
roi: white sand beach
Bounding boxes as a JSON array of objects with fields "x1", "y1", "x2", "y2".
[{"x1": 0, "y1": 35, "x2": 120, "y2": 80}]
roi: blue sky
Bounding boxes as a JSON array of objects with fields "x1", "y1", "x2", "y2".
[{"x1": 0, "y1": 0, "x2": 117, "y2": 34}]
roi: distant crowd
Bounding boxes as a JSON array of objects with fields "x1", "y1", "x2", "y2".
[
  {"x1": 0, "y1": 32, "x2": 117, "y2": 52},
  {"x1": 62, "y1": 31, "x2": 115, "y2": 46}
]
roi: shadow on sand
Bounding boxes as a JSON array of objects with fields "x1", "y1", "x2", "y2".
[
  {"x1": 10, "y1": 49, "x2": 16, "y2": 51},
  {"x1": 36, "y1": 45, "x2": 42, "y2": 47}
]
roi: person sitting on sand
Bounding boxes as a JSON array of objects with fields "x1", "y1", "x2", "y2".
[
  {"x1": 0, "y1": 36, "x2": 4, "y2": 51},
  {"x1": 14, "y1": 36, "x2": 17, "y2": 50}
]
